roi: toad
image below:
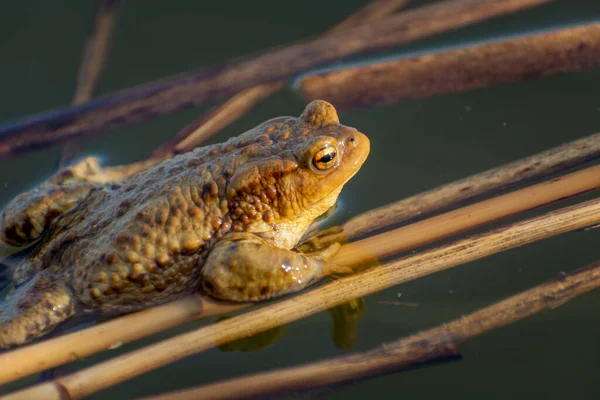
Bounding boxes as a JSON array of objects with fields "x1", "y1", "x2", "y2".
[{"x1": 0, "y1": 100, "x2": 369, "y2": 348}]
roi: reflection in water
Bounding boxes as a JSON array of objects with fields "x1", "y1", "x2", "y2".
[
  {"x1": 217, "y1": 315, "x2": 288, "y2": 352},
  {"x1": 328, "y1": 298, "x2": 365, "y2": 350},
  {"x1": 217, "y1": 297, "x2": 366, "y2": 353}
]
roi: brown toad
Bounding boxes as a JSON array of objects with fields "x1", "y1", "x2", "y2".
[{"x1": 0, "y1": 100, "x2": 369, "y2": 348}]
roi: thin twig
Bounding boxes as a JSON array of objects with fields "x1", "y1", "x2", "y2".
[
  {"x1": 147, "y1": 83, "x2": 284, "y2": 159},
  {"x1": 6, "y1": 195, "x2": 600, "y2": 399},
  {"x1": 148, "y1": 0, "x2": 412, "y2": 159},
  {"x1": 332, "y1": 164, "x2": 600, "y2": 267},
  {"x1": 143, "y1": 260, "x2": 600, "y2": 400},
  {"x1": 299, "y1": 132, "x2": 600, "y2": 251},
  {"x1": 60, "y1": 0, "x2": 122, "y2": 166},
  {"x1": 376, "y1": 301, "x2": 419, "y2": 307},
  {"x1": 0, "y1": 0, "x2": 555, "y2": 160},
  {"x1": 301, "y1": 23, "x2": 600, "y2": 110},
  {"x1": 1, "y1": 163, "x2": 598, "y2": 386},
  {"x1": 328, "y1": 0, "x2": 412, "y2": 32},
  {"x1": 72, "y1": 0, "x2": 121, "y2": 105}
]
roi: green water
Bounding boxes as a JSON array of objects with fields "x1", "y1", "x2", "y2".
[{"x1": 1, "y1": 0, "x2": 600, "y2": 398}]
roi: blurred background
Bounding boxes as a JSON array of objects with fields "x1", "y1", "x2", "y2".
[{"x1": 1, "y1": 1, "x2": 600, "y2": 398}]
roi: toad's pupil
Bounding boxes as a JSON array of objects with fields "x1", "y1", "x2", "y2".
[{"x1": 319, "y1": 152, "x2": 335, "y2": 163}]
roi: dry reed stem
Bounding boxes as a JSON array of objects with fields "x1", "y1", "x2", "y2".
[
  {"x1": 6, "y1": 196, "x2": 600, "y2": 400},
  {"x1": 332, "y1": 163, "x2": 600, "y2": 267},
  {"x1": 0, "y1": 0, "x2": 554, "y2": 160},
  {"x1": 1, "y1": 163, "x2": 598, "y2": 386},
  {"x1": 300, "y1": 132, "x2": 600, "y2": 251},
  {"x1": 301, "y1": 23, "x2": 600, "y2": 109},
  {"x1": 143, "y1": 260, "x2": 600, "y2": 400},
  {"x1": 0, "y1": 295, "x2": 246, "y2": 386},
  {"x1": 60, "y1": 0, "x2": 122, "y2": 166},
  {"x1": 148, "y1": 0, "x2": 412, "y2": 159}
]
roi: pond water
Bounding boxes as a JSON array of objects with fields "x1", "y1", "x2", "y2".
[{"x1": 1, "y1": 0, "x2": 600, "y2": 399}]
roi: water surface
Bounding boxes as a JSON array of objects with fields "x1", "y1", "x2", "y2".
[{"x1": 1, "y1": 1, "x2": 600, "y2": 398}]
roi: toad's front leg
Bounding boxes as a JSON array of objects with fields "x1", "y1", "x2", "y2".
[
  {"x1": 0, "y1": 157, "x2": 106, "y2": 247},
  {"x1": 1, "y1": 156, "x2": 157, "y2": 248},
  {"x1": 201, "y1": 232, "x2": 346, "y2": 302}
]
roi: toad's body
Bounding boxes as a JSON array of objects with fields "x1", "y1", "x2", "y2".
[{"x1": 0, "y1": 101, "x2": 369, "y2": 348}]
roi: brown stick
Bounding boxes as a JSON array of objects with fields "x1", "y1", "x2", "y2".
[
  {"x1": 143, "y1": 260, "x2": 600, "y2": 400},
  {"x1": 332, "y1": 163, "x2": 600, "y2": 267},
  {"x1": 1, "y1": 163, "x2": 598, "y2": 386},
  {"x1": 299, "y1": 132, "x2": 600, "y2": 251},
  {"x1": 301, "y1": 23, "x2": 600, "y2": 109},
  {"x1": 0, "y1": 0, "x2": 555, "y2": 160},
  {"x1": 0, "y1": 295, "x2": 246, "y2": 385},
  {"x1": 148, "y1": 83, "x2": 284, "y2": 159},
  {"x1": 72, "y1": 0, "x2": 121, "y2": 105},
  {"x1": 148, "y1": 0, "x2": 412, "y2": 159},
  {"x1": 60, "y1": 0, "x2": 122, "y2": 166},
  {"x1": 6, "y1": 196, "x2": 600, "y2": 400}
]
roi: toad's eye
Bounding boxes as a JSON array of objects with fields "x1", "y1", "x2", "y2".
[{"x1": 312, "y1": 146, "x2": 338, "y2": 171}]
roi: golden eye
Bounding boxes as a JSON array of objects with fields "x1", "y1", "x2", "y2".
[{"x1": 312, "y1": 146, "x2": 337, "y2": 171}]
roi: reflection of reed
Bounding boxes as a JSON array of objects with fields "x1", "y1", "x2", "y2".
[
  {"x1": 0, "y1": 0, "x2": 555, "y2": 160},
  {"x1": 1, "y1": 0, "x2": 599, "y2": 398}
]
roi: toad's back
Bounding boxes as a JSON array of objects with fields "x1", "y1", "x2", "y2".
[{"x1": 56, "y1": 116, "x2": 308, "y2": 310}]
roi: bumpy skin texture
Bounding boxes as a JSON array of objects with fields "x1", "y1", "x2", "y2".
[{"x1": 0, "y1": 100, "x2": 370, "y2": 348}]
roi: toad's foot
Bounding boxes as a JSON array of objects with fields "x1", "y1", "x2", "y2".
[
  {"x1": 0, "y1": 272, "x2": 75, "y2": 349},
  {"x1": 201, "y1": 233, "x2": 348, "y2": 302}
]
